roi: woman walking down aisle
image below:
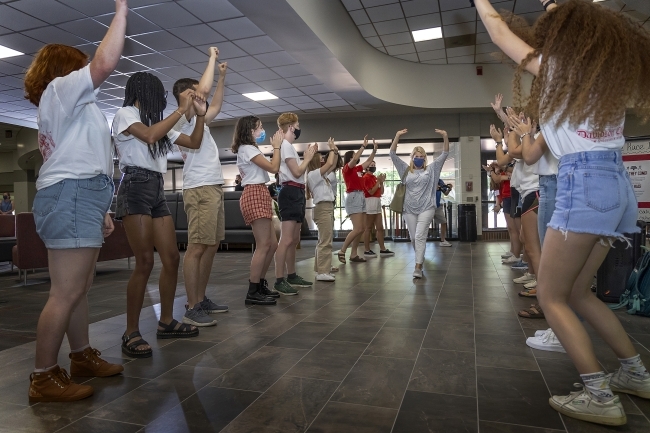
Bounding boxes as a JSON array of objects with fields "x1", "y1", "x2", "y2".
[
  {"x1": 337, "y1": 136, "x2": 378, "y2": 264},
  {"x1": 24, "y1": 0, "x2": 128, "y2": 402},
  {"x1": 233, "y1": 116, "x2": 284, "y2": 305},
  {"x1": 307, "y1": 139, "x2": 339, "y2": 282},
  {"x1": 390, "y1": 129, "x2": 449, "y2": 279},
  {"x1": 475, "y1": 0, "x2": 650, "y2": 426},
  {"x1": 362, "y1": 162, "x2": 394, "y2": 257},
  {"x1": 274, "y1": 113, "x2": 318, "y2": 296}
]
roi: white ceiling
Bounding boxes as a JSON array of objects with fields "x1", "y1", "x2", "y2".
[
  {"x1": 341, "y1": 0, "x2": 650, "y2": 64},
  {"x1": 0, "y1": 0, "x2": 376, "y2": 128}
]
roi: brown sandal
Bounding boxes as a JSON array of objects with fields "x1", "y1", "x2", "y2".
[
  {"x1": 337, "y1": 251, "x2": 346, "y2": 264},
  {"x1": 518, "y1": 304, "x2": 545, "y2": 319},
  {"x1": 350, "y1": 256, "x2": 367, "y2": 263},
  {"x1": 518, "y1": 288, "x2": 537, "y2": 297}
]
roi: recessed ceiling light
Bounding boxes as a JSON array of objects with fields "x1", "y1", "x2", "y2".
[
  {"x1": 243, "y1": 91, "x2": 278, "y2": 101},
  {"x1": 412, "y1": 27, "x2": 443, "y2": 42},
  {"x1": 0, "y1": 44, "x2": 23, "y2": 59}
]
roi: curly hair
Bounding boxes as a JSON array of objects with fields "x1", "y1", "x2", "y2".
[
  {"x1": 277, "y1": 112, "x2": 298, "y2": 132},
  {"x1": 231, "y1": 115, "x2": 261, "y2": 153},
  {"x1": 24, "y1": 44, "x2": 88, "y2": 106},
  {"x1": 509, "y1": 0, "x2": 650, "y2": 131}
]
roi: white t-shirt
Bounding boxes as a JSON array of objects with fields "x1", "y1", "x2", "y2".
[
  {"x1": 519, "y1": 160, "x2": 540, "y2": 199},
  {"x1": 36, "y1": 65, "x2": 113, "y2": 190},
  {"x1": 174, "y1": 115, "x2": 224, "y2": 190},
  {"x1": 534, "y1": 150, "x2": 559, "y2": 176},
  {"x1": 113, "y1": 106, "x2": 180, "y2": 173},
  {"x1": 237, "y1": 144, "x2": 270, "y2": 185},
  {"x1": 541, "y1": 117, "x2": 625, "y2": 160},
  {"x1": 307, "y1": 169, "x2": 335, "y2": 204},
  {"x1": 327, "y1": 171, "x2": 338, "y2": 199},
  {"x1": 510, "y1": 159, "x2": 522, "y2": 191},
  {"x1": 279, "y1": 139, "x2": 304, "y2": 184}
]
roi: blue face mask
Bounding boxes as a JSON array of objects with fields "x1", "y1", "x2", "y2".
[
  {"x1": 255, "y1": 130, "x2": 266, "y2": 144},
  {"x1": 413, "y1": 157, "x2": 425, "y2": 168}
]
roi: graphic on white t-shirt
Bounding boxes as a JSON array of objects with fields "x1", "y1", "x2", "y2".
[{"x1": 38, "y1": 131, "x2": 55, "y2": 162}]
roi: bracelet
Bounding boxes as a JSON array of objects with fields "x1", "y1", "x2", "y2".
[
  {"x1": 273, "y1": 147, "x2": 280, "y2": 151},
  {"x1": 174, "y1": 110, "x2": 183, "y2": 117},
  {"x1": 543, "y1": 0, "x2": 556, "y2": 10},
  {"x1": 196, "y1": 114, "x2": 205, "y2": 118},
  {"x1": 520, "y1": 132, "x2": 531, "y2": 138}
]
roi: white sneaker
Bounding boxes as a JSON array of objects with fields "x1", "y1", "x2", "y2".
[
  {"x1": 535, "y1": 328, "x2": 548, "y2": 337},
  {"x1": 524, "y1": 280, "x2": 537, "y2": 290},
  {"x1": 549, "y1": 385, "x2": 626, "y2": 426},
  {"x1": 502, "y1": 255, "x2": 520, "y2": 264},
  {"x1": 526, "y1": 329, "x2": 566, "y2": 353},
  {"x1": 501, "y1": 251, "x2": 514, "y2": 259},
  {"x1": 513, "y1": 272, "x2": 535, "y2": 284},
  {"x1": 316, "y1": 273, "x2": 335, "y2": 282},
  {"x1": 412, "y1": 269, "x2": 423, "y2": 279},
  {"x1": 610, "y1": 368, "x2": 650, "y2": 399},
  {"x1": 440, "y1": 241, "x2": 452, "y2": 247}
]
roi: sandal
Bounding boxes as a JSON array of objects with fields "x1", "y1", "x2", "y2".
[
  {"x1": 121, "y1": 331, "x2": 153, "y2": 358},
  {"x1": 156, "y1": 319, "x2": 199, "y2": 339},
  {"x1": 350, "y1": 256, "x2": 367, "y2": 263},
  {"x1": 337, "y1": 251, "x2": 346, "y2": 264},
  {"x1": 518, "y1": 304, "x2": 545, "y2": 319},
  {"x1": 518, "y1": 288, "x2": 537, "y2": 297},
  {"x1": 331, "y1": 267, "x2": 339, "y2": 273}
]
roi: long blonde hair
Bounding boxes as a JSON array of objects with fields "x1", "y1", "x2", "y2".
[{"x1": 408, "y1": 146, "x2": 428, "y2": 173}]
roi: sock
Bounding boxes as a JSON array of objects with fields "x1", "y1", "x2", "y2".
[
  {"x1": 276, "y1": 277, "x2": 284, "y2": 285},
  {"x1": 619, "y1": 354, "x2": 650, "y2": 379},
  {"x1": 581, "y1": 372, "x2": 615, "y2": 402},
  {"x1": 70, "y1": 344, "x2": 90, "y2": 354},
  {"x1": 34, "y1": 364, "x2": 58, "y2": 373},
  {"x1": 288, "y1": 273, "x2": 297, "y2": 279},
  {"x1": 248, "y1": 281, "x2": 259, "y2": 295}
]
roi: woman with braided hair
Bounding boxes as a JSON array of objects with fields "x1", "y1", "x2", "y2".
[
  {"x1": 113, "y1": 72, "x2": 207, "y2": 357},
  {"x1": 474, "y1": 0, "x2": 650, "y2": 426}
]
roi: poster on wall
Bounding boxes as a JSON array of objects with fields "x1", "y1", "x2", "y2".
[{"x1": 622, "y1": 139, "x2": 650, "y2": 222}]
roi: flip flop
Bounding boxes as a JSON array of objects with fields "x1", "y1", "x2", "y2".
[
  {"x1": 337, "y1": 251, "x2": 346, "y2": 264},
  {"x1": 518, "y1": 304, "x2": 545, "y2": 319},
  {"x1": 518, "y1": 288, "x2": 537, "y2": 297}
]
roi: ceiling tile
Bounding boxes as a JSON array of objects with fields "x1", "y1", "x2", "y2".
[
  {"x1": 271, "y1": 64, "x2": 311, "y2": 78},
  {"x1": 386, "y1": 43, "x2": 416, "y2": 56},
  {"x1": 268, "y1": 104, "x2": 298, "y2": 112},
  {"x1": 447, "y1": 46, "x2": 474, "y2": 58},
  {"x1": 298, "y1": 85, "x2": 331, "y2": 95},
  {"x1": 215, "y1": 112, "x2": 232, "y2": 120},
  {"x1": 58, "y1": 19, "x2": 110, "y2": 43},
  {"x1": 115, "y1": 58, "x2": 148, "y2": 74},
  {"x1": 128, "y1": 0, "x2": 174, "y2": 7},
  {"x1": 311, "y1": 93, "x2": 342, "y2": 102},
  {"x1": 58, "y1": 0, "x2": 116, "y2": 16},
  {"x1": 221, "y1": 71, "x2": 250, "y2": 85},
  {"x1": 94, "y1": 12, "x2": 161, "y2": 37},
  {"x1": 132, "y1": 31, "x2": 189, "y2": 51},
  {"x1": 282, "y1": 96, "x2": 315, "y2": 105},
  {"x1": 0, "y1": 4, "x2": 47, "y2": 31},
  {"x1": 414, "y1": 39, "x2": 445, "y2": 52},
  {"x1": 256, "y1": 78, "x2": 295, "y2": 91},
  {"x1": 443, "y1": 22, "x2": 476, "y2": 38},
  {"x1": 136, "y1": 3, "x2": 202, "y2": 28},
  {"x1": 448, "y1": 55, "x2": 474, "y2": 64},
  {"x1": 441, "y1": 8, "x2": 476, "y2": 25},
  {"x1": 234, "y1": 101, "x2": 264, "y2": 110},
  {"x1": 254, "y1": 52, "x2": 298, "y2": 68},
  {"x1": 422, "y1": 58, "x2": 447, "y2": 65},
  {"x1": 120, "y1": 39, "x2": 154, "y2": 57},
  {"x1": 23, "y1": 27, "x2": 89, "y2": 46},
  {"x1": 224, "y1": 94, "x2": 252, "y2": 103},
  {"x1": 365, "y1": 36, "x2": 383, "y2": 47},
  {"x1": 513, "y1": 1, "x2": 543, "y2": 14},
  {"x1": 10, "y1": 0, "x2": 85, "y2": 24},
  {"x1": 293, "y1": 102, "x2": 324, "y2": 110},
  {"x1": 475, "y1": 43, "x2": 500, "y2": 55},
  {"x1": 475, "y1": 53, "x2": 502, "y2": 63},
  {"x1": 219, "y1": 102, "x2": 239, "y2": 112},
  {"x1": 286, "y1": 75, "x2": 321, "y2": 87},
  {"x1": 475, "y1": 32, "x2": 492, "y2": 44},
  {"x1": 130, "y1": 53, "x2": 179, "y2": 69},
  {"x1": 394, "y1": 53, "x2": 419, "y2": 62},
  {"x1": 438, "y1": 0, "x2": 466, "y2": 12},
  {"x1": 406, "y1": 13, "x2": 442, "y2": 31},
  {"x1": 361, "y1": 0, "x2": 399, "y2": 7},
  {"x1": 373, "y1": 19, "x2": 409, "y2": 35},
  {"x1": 273, "y1": 88, "x2": 305, "y2": 98},
  {"x1": 196, "y1": 42, "x2": 248, "y2": 59},
  {"x1": 224, "y1": 109, "x2": 253, "y2": 117},
  {"x1": 418, "y1": 49, "x2": 446, "y2": 61},
  {"x1": 380, "y1": 32, "x2": 412, "y2": 46},
  {"x1": 349, "y1": 10, "x2": 371, "y2": 26},
  {"x1": 0, "y1": 33, "x2": 43, "y2": 55},
  {"x1": 239, "y1": 68, "x2": 282, "y2": 82},
  {"x1": 401, "y1": 0, "x2": 439, "y2": 17},
  {"x1": 341, "y1": 0, "x2": 364, "y2": 11},
  {"x1": 0, "y1": 89, "x2": 23, "y2": 102},
  {"x1": 102, "y1": 88, "x2": 126, "y2": 98},
  {"x1": 233, "y1": 36, "x2": 282, "y2": 55},
  {"x1": 167, "y1": 24, "x2": 226, "y2": 46},
  {"x1": 3, "y1": 55, "x2": 34, "y2": 69},
  {"x1": 260, "y1": 98, "x2": 293, "y2": 107},
  {"x1": 0, "y1": 26, "x2": 11, "y2": 37},
  {"x1": 105, "y1": 75, "x2": 130, "y2": 87},
  {"x1": 358, "y1": 24, "x2": 378, "y2": 38},
  {"x1": 177, "y1": 0, "x2": 243, "y2": 23},
  {"x1": 492, "y1": 1, "x2": 515, "y2": 13},
  {"x1": 519, "y1": 11, "x2": 544, "y2": 25},
  {"x1": 225, "y1": 56, "x2": 266, "y2": 72},
  {"x1": 0, "y1": 76, "x2": 24, "y2": 89},
  {"x1": 156, "y1": 65, "x2": 199, "y2": 79},
  {"x1": 365, "y1": 4, "x2": 404, "y2": 23},
  {"x1": 160, "y1": 47, "x2": 208, "y2": 65},
  {"x1": 320, "y1": 99, "x2": 351, "y2": 108},
  {"x1": 209, "y1": 17, "x2": 264, "y2": 40}
]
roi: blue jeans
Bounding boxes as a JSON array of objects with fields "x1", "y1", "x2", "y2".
[
  {"x1": 538, "y1": 174, "x2": 557, "y2": 246},
  {"x1": 33, "y1": 175, "x2": 113, "y2": 249}
]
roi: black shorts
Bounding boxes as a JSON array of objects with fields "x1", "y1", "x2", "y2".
[
  {"x1": 510, "y1": 188, "x2": 521, "y2": 218},
  {"x1": 502, "y1": 197, "x2": 511, "y2": 215},
  {"x1": 278, "y1": 184, "x2": 306, "y2": 223},
  {"x1": 116, "y1": 167, "x2": 171, "y2": 220},
  {"x1": 522, "y1": 191, "x2": 539, "y2": 215}
]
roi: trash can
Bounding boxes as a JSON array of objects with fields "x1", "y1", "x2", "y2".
[{"x1": 457, "y1": 204, "x2": 477, "y2": 242}]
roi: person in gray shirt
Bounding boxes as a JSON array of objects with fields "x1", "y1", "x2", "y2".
[{"x1": 390, "y1": 128, "x2": 449, "y2": 278}]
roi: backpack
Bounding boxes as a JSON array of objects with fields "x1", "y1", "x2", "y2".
[{"x1": 610, "y1": 248, "x2": 650, "y2": 317}]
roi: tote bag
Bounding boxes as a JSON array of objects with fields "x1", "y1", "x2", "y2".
[{"x1": 389, "y1": 170, "x2": 408, "y2": 214}]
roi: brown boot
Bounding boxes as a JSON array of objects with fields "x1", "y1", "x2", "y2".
[
  {"x1": 69, "y1": 347, "x2": 124, "y2": 377},
  {"x1": 29, "y1": 366, "x2": 94, "y2": 402}
]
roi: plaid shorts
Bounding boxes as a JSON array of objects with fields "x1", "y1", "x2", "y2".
[{"x1": 240, "y1": 184, "x2": 273, "y2": 225}]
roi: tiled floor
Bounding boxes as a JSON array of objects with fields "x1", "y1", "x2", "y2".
[{"x1": 0, "y1": 241, "x2": 649, "y2": 432}]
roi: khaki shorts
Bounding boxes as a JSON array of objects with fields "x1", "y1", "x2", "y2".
[{"x1": 183, "y1": 185, "x2": 225, "y2": 245}]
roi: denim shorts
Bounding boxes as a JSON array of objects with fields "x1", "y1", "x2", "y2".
[
  {"x1": 345, "y1": 190, "x2": 366, "y2": 215},
  {"x1": 502, "y1": 197, "x2": 511, "y2": 215},
  {"x1": 549, "y1": 151, "x2": 639, "y2": 239},
  {"x1": 116, "y1": 167, "x2": 170, "y2": 220},
  {"x1": 538, "y1": 174, "x2": 557, "y2": 246},
  {"x1": 33, "y1": 174, "x2": 113, "y2": 249},
  {"x1": 278, "y1": 184, "x2": 306, "y2": 223}
]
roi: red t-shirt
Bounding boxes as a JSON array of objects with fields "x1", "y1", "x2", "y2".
[
  {"x1": 500, "y1": 179, "x2": 511, "y2": 199},
  {"x1": 342, "y1": 164, "x2": 364, "y2": 193},
  {"x1": 362, "y1": 173, "x2": 381, "y2": 198}
]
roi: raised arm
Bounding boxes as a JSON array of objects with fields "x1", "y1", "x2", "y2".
[
  {"x1": 251, "y1": 130, "x2": 284, "y2": 174},
  {"x1": 126, "y1": 89, "x2": 194, "y2": 145},
  {"x1": 319, "y1": 138, "x2": 339, "y2": 176},
  {"x1": 473, "y1": 0, "x2": 539, "y2": 76},
  {"x1": 491, "y1": 93, "x2": 510, "y2": 125},
  {"x1": 286, "y1": 144, "x2": 318, "y2": 178},
  {"x1": 348, "y1": 135, "x2": 368, "y2": 168},
  {"x1": 390, "y1": 129, "x2": 408, "y2": 152},
  {"x1": 361, "y1": 139, "x2": 378, "y2": 169},
  {"x1": 435, "y1": 129, "x2": 449, "y2": 153},
  {"x1": 172, "y1": 97, "x2": 207, "y2": 150},
  {"x1": 509, "y1": 115, "x2": 548, "y2": 165},
  {"x1": 197, "y1": 47, "x2": 227, "y2": 123},
  {"x1": 491, "y1": 124, "x2": 513, "y2": 166},
  {"x1": 90, "y1": 0, "x2": 127, "y2": 88}
]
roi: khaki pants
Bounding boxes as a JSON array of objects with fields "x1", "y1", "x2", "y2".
[{"x1": 313, "y1": 201, "x2": 334, "y2": 274}]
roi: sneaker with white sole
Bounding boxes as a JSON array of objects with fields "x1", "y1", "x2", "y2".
[
  {"x1": 526, "y1": 329, "x2": 566, "y2": 353},
  {"x1": 200, "y1": 296, "x2": 228, "y2": 314},
  {"x1": 513, "y1": 272, "x2": 535, "y2": 284},
  {"x1": 364, "y1": 250, "x2": 377, "y2": 257},
  {"x1": 501, "y1": 251, "x2": 514, "y2": 259},
  {"x1": 379, "y1": 249, "x2": 395, "y2": 256},
  {"x1": 440, "y1": 241, "x2": 452, "y2": 247},
  {"x1": 316, "y1": 273, "x2": 336, "y2": 282},
  {"x1": 183, "y1": 306, "x2": 217, "y2": 327},
  {"x1": 549, "y1": 384, "x2": 626, "y2": 426},
  {"x1": 511, "y1": 260, "x2": 529, "y2": 270},
  {"x1": 412, "y1": 269, "x2": 423, "y2": 279},
  {"x1": 610, "y1": 368, "x2": 650, "y2": 399},
  {"x1": 524, "y1": 280, "x2": 537, "y2": 290},
  {"x1": 502, "y1": 255, "x2": 520, "y2": 264}
]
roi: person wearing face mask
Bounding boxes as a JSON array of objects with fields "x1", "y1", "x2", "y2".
[
  {"x1": 362, "y1": 162, "x2": 394, "y2": 257},
  {"x1": 0, "y1": 193, "x2": 13, "y2": 215},
  {"x1": 234, "y1": 174, "x2": 244, "y2": 191},
  {"x1": 234, "y1": 115, "x2": 285, "y2": 304},
  {"x1": 390, "y1": 128, "x2": 450, "y2": 278}
]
